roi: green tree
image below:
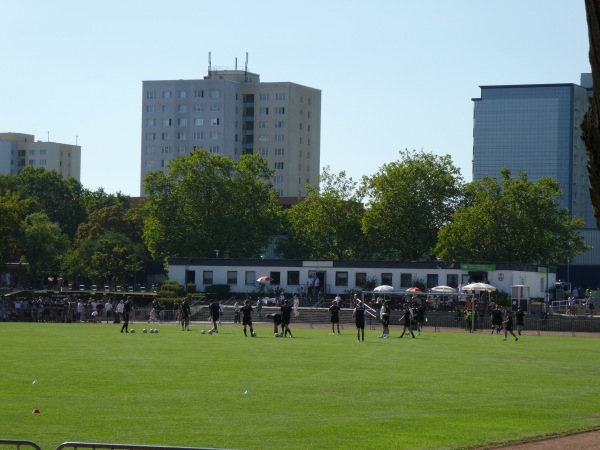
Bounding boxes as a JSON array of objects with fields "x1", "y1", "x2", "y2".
[
  {"x1": 82, "y1": 187, "x2": 131, "y2": 215},
  {"x1": 0, "y1": 191, "x2": 31, "y2": 264},
  {"x1": 276, "y1": 167, "x2": 367, "y2": 259},
  {"x1": 75, "y1": 205, "x2": 143, "y2": 244},
  {"x1": 434, "y1": 168, "x2": 590, "y2": 264},
  {"x1": 21, "y1": 212, "x2": 70, "y2": 282},
  {"x1": 362, "y1": 150, "x2": 464, "y2": 260},
  {"x1": 142, "y1": 149, "x2": 281, "y2": 259}
]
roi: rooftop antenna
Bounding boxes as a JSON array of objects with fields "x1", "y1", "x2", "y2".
[
  {"x1": 245, "y1": 52, "x2": 248, "y2": 82},
  {"x1": 47, "y1": 131, "x2": 50, "y2": 142},
  {"x1": 208, "y1": 51, "x2": 212, "y2": 76},
  {"x1": 76, "y1": 135, "x2": 78, "y2": 146},
  {"x1": 235, "y1": 57, "x2": 238, "y2": 70}
]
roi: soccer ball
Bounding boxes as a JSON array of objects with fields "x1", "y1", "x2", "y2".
[
  {"x1": 251, "y1": 332, "x2": 257, "y2": 337},
  {"x1": 130, "y1": 329, "x2": 136, "y2": 333},
  {"x1": 155, "y1": 329, "x2": 159, "y2": 334},
  {"x1": 208, "y1": 329, "x2": 213, "y2": 335},
  {"x1": 149, "y1": 329, "x2": 154, "y2": 334},
  {"x1": 143, "y1": 329, "x2": 147, "y2": 333},
  {"x1": 200, "y1": 330, "x2": 206, "y2": 334}
]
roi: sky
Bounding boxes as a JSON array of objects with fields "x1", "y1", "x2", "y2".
[{"x1": 1, "y1": 0, "x2": 591, "y2": 197}]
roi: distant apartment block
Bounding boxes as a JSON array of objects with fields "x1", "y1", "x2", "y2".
[
  {"x1": 140, "y1": 67, "x2": 321, "y2": 198},
  {"x1": 0, "y1": 132, "x2": 81, "y2": 181}
]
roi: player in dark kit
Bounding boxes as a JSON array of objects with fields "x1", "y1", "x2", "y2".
[
  {"x1": 241, "y1": 299, "x2": 254, "y2": 337},
  {"x1": 120, "y1": 297, "x2": 132, "y2": 333},
  {"x1": 280, "y1": 299, "x2": 293, "y2": 337},
  {"x1": 503, "y1": 309, "x2": 519, "y2": 341},
  {"x1": 353, "y1": 301, "x2": 366, "y2": 342},
  {"x1": 180, "y1": 298, "x2": 191, "y2": 331},
  {"x1": 329, "y1": 299, "x2": 341, "y2": 334},
  {"x1": 267, "y1": 312, "x2": 282, "y2": 336},
  {"x1": 490, "y1": 305, "x2": 504, "y2": 334},
  {"x1": 208, "y1": 301, "x2": 221, "y2": 333},
  {"x1": 399, "y1": 304, "x2": 416, "y2": 338},
  {"x1": 515, "y1": 306, "x2": 525, "y2": 335}
]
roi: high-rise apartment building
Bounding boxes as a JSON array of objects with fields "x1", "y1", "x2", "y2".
[
  {"x1": 0, "y1": 132, "x2": 81, "y2": 181},
  {"x1": 472, "y1": 73, "x2": 598, "y2": 283},
  {"x1": 140, "y1": 67, "x2": 321, "y2": 198}
]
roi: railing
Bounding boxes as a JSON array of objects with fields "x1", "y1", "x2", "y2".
[
  {"x1": 0, "y1": 441, "x2": 222, "y2": 450},
  {"x1": 0, "y1": 440, "x2": 42, "y2": 450}
]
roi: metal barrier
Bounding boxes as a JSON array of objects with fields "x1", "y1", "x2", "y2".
[
  {"x1": 56, "y1": 442, "x2": 223, "y2": 450},
  {"x1": 0, "y1": 440, "x2": 42, "y2": 450}
]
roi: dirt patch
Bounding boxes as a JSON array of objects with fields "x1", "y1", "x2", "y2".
[{"x1": 486, "y1": 428, "x2": 600, "y2": 449}]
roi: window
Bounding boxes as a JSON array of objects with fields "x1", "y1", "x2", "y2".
[
  {"x1": 29, "y1": 159, "x2": 35, "y2": 166},
  {"x1": 259, "y1": 107, "x2": 269, "y2": 115},
  {"x1": 146, "y1": 91, "x2": 156, "y2": 99},
  {"x1": 40, "y1": 159, "x2": 46, "y2": 166},
  {"x1": 275, "y1": 134, "x2": 285, "y2": 142},
  {"x1": 193, "y1": 132, "x2": 203, "y2": 139},
  {"x1": 146, "y1": 132, "x2": 156, "y2": 141},
  {"x1": 161, "y1": 132, "x2": 170, "y2": 140},
  {"x1": 287, "y1": 271, "x2": 300, "y2": 285},
  {"x1": 269, "y1": 272, "x2": 281, "y2": 285},
  {"x1": 210, "y1": 118, "x2": 220, "y2": 126},
  {"x1": 245, "y1": 271, "x2": 256, "y2": 285},
  {"x1": 274, "y1": 175, "x2": 284, "y2": 183},
  {"x1": 194, "y1": 118, "x2": 203, "y2": 126},
  {"x1": 161, "y1": 146, "x2": 171, "y2": 154},
  {"x1": 178, "y1": 105, "x2": 187, "y2": 113},
  {"x1": 178, "y1": 90, "x2": 187, "y2": 99},
  {"x1": 210, "y1": 132, "x2": 219, "y2": 140},
  {"x1": 274, "y1": 162, "x2": 284, "y2": 170},
  {"x1": 227, "y1": 271, "x2": 238, "y2": 284},
  {"x1": 177, "y1": 146, "x2": 187, "y2": 154},
  {"x1": 40, "y1": 149, "x2": 46, "y2": 155},
  {"x1": 335, "y1": 272, "x2": 348, "y2": 287},
  {"x1": 381, "y1": 273, "x2": 393, "y2": 286},
  {"x1": 275, "y1": 107, "x2": 285, "y2": 114},
  {"x1": 260, "y1": 148, "x2": 268, "y2": 156},
  {"x1": 400, "y1": 273, "x2": 412, "y2": 288},
  {"x1": 259, "y1": 134, "x2": 268, "y2": 142},
  {"x1": 177, "y1": 118, "x2": 187, "y2": 126},
  {"x1": 446, "y1": 274, "x2": 458, "y2": 288},
  {"x1": 355, "y1": 272, "x2": 367, "y2": 288},
  {"x1": 29, "y1": 149, "x2": 35, "y2": 155},
  {"x1": 162, "y1": 91, "x2": 171, "y2": 99},
  {"x1": 163, "y1": 119, "x2": 172, "y2": 126},
  {"x1": 194, "y1": 104, "x2": 203, "y2": 112},
  {"x1": 274, "y1": 148, "x2": 284, "y2": 156},
  {"x1": 147, "y1": 119, "x2": 155, "y2": 126},
  {"x1": 209, "y1": 145, "x2": 220, "y2": 153},
  {"x1": 276, "y1": 93, "x2": 285, "y2": 101},
  {"x1": 177, "y1": 132, "x2": 186, "y2": 140},
  {"x1": 210, "y1": 104, "x2": 220, "y2": 112},
  {"x1": 145, "y1": 146, "x2": 155, "y2": 154},
  {"x1": 275, "y1": 121, "x2": 285, "y2": 128},
  {"x1": 146, "y1": 105, "x2": 155, "y2": 113},
  {"x1": 427, "y1": 274, "x2": 439, "y2": 289},
  {"x1": 203, "y1": 271, "x2": 213, "y2": 285},
  {"x1": 210, "y1": 89, "x2": 220, "y2": 99},
  {"x1": 258, "y1": 121, "x2": 268, "y2": 129},
  {"x1": 194, "y1": 90, "x2": 204, "y2": 98},
  {"x1": 259, "y1": 93, "x2": 269, "y2": 101}
]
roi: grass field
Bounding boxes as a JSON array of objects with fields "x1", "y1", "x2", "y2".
[{"x1": 1, "y1": 321, "x2": 599, "y2": 450}]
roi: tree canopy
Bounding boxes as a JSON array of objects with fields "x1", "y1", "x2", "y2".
[
  {"x1": 434, "y1": 168, "x2": 590, "y2": 264},
  {"x1": 142, "y1": 149, "x2": 281, "y2": 260}
]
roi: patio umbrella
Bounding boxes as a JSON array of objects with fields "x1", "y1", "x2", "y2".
[
  {"x1": 374, "y1": 285, "x2": 394, "y2": 292},
  {"x1": 256, "y1": 276, "x2": 273, "y2": 283},
  {"x1": 462, "y1": 282, "x2": 496, "y2": 292},
  {"x1": 431, "y1": 285, "x2": 456, "y2": 293},
  {"x1": 406, "y1": 287, "x2": 423, "y2": 293}
]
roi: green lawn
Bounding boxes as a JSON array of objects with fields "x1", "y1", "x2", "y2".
[{"x1": 1, "y1": 322, "x2": 599, "y2": 450}]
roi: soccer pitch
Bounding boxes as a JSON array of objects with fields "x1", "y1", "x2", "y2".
[{"x1": 1, "y1": 322, "x2": 599, "y2": 450}]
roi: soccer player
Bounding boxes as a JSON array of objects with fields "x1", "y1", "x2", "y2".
[
  {"x1": 180, "y1": 298, "x2": 191, "y2": 331},
  {"x1": 208, "y1": 300, "x2": 221, "y2": 333},
  {"x1": 241, "y1": 299, "x2": 254, "y2": 337},
  {"x1": 120, "y1": 297, "x2": 132, "y2": 333},
  {"x1": 399, "y1": 303, "x2": 415, "y2": 338},
  {"x1": 490, "y1": 305, "x2": 504, "y2": 335},
  {"x1": 379, "y1": 301, "x2": 390, "y2": 338},
  {"x1": 329, "y1": 299, "x2": 341, "y2": 334},
  {"x1": 415, "y1": 301, "x2": 426, "y2": 336},
  {"x1": 267, "y1": 312, "x2": 282, "y2": 336},
  {"x1": 353, "y1": 300, "x2": 366, "y2": 342},
  {"x1": 515, "y1": 306, "x2": 525, "y2": 336},
  {"x1": 280, "y1": 299, "x2": 294, "y2": 337},
  {"x1": 503, "y1": 309, "x2": 519, "y2": 341}
]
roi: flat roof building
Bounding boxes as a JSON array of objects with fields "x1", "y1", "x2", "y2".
[{"x1": 140, "y1": 65, "x2": 321, "y2": 198}]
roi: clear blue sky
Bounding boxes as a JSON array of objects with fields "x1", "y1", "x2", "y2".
[{"x1": 1, "y1": 0, "x2": 591, "y2": 197}]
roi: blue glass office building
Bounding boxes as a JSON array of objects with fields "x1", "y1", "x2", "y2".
[{"x1": 472, "y1": 74, "x2": 599, "y2": 284}]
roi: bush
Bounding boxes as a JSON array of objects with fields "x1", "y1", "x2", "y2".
[{"x1": 158, "y1": 279, "x2": 184, "y2": 298}]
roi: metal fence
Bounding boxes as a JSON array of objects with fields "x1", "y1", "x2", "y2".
[{"x1": 0, "y1": 441, "x2": 223, "y2": 450}]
